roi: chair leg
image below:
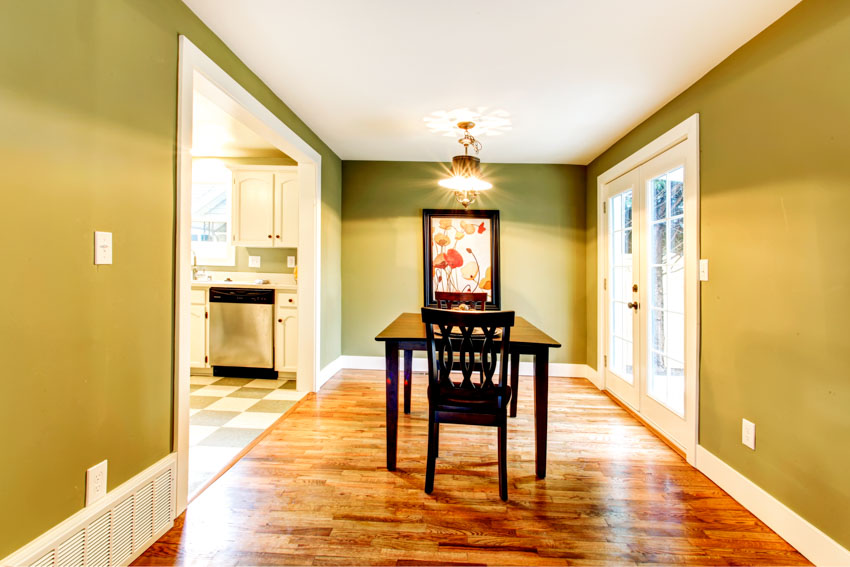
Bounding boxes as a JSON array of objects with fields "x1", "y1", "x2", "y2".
[
  {"x1": 434, "y1": 416, "x2": 440, "y2": 459},
  {"x1": 510, "y1": 353, "x2": 520, "y2": 418},
  {"x1": 425, "y1": 411, "x2": 438, "y2": 494},
  {"x1": 498, "y1": 421, "x2": 508, "y2": 501}
]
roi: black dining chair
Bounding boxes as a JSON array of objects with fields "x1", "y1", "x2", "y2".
[
  {"x1": 421, "y1": 306, "x2": 515, "y2": 501},
  {"x1": 434, "y1": 291, "x2": 488, "y2": 311},
  {"x1": 434, "y1": 291, "x2": 520, "y2": 418}
]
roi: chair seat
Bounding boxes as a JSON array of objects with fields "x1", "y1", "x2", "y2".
[{"x1": 430, "y1": 384, "x2": 512, "y2": 413}]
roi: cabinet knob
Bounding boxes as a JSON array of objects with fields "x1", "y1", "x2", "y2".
[
  {"x1": 288, "y1": 298, "x2": 293, "y2": 303},
  {"x1": 268, "y1": 234, "x2": 272, "y2": 239},
  {"x1": 278, "y1": 318, "x2": 282, "y2": 323},
  {"x1": 276, "y1": 235, "x2": 280, "y2": 239}
]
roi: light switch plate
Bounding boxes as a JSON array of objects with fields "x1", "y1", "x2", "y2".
[
  {"x1": 86, "y1": 460, "x2": 108, "y2": 506},
  {"x1": 94, "y1": 231, "x2": 113, "y2": 265},
  {"x1": 248, "y1": 255, "x2": 261, "y2": 268},
  {"x1": 699, "y1": 259, "x2": 709, "y2": 281},
  {"x1": 742, "y1": 418, "x2": 756, "y2": 450},
  {"x1": 287, "y1": 256, "x2": 296, "y2": 268}
]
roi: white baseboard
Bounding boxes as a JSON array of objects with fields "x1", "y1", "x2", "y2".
[
  {"x1": 696, "y1": 446, "x2": 850, "y2": 566},
  {"x1": 336, "y1": 355, "x2": 593, "y2": 379},
  {"x1": 317, "y1": 356, "x2": 344, "y2": 390},
  {"x1": 2, "y1": 453, "x2": 177, "y2": 567},
  {"x1": 584, "y1": 366, "x2": 602, "y2": 389}
]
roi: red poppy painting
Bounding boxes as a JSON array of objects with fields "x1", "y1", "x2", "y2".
[{"x1": 422, "y1": 209, "x2": 501, "y2": 309}]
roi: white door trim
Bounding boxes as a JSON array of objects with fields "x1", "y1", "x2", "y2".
[
  {"x1": 175, "y1": 36, "x2": 323, "y2": 514},
  {"x1": 596, "y1": 113, "x2": 700, "y2": 464}
]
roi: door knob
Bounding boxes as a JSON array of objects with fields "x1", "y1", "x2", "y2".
[{"x1": 628, "y1": 301, "x2": 639, "y2": 310}]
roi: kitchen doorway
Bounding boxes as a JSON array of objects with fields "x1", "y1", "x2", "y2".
[
  {"x1": 174, "y1": 36, "x2": 323, "y2": 513},
  {"x1": 597, "y1": 114, "x2": 700, "y2": 463}
]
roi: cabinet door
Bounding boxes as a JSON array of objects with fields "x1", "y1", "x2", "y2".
[
  {"x1": 275, "y1": 294, "x2": 298, "y2": 373},
  {"x1": 233, "y1": 171, "x2": 275, "y2": 246},
  {"x1": 274, "y1": 171, "x2": 299, "y2": 248},
  {"x1": 190, "y1": 303, "x2": 207, "y2": 368}
]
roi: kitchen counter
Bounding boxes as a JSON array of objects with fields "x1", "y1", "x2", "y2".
[
  {"x1": 191, "y1": 280, "x2": 296, "y2": 291},
  {"x1": 191, "y1": 271, "x2": 297, "y2": 291}
]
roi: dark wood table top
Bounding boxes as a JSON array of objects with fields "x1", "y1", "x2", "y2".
[{"x1": 375, "y1": 312, "x2": 561, "y2": 349}]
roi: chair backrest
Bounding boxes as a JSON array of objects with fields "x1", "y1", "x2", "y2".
[
  {"x1": 421, "y1": 307, "x2": 514, "y2": 393},
  {"x1": 434, "y1": 291, "x2": 488, "y2": 311}
]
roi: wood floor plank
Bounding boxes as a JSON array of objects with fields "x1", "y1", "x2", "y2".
[{"x1": 133, "y1": 371, "x2": 810, "y2": 566}]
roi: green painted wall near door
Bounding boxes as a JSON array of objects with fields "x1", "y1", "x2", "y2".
[
  {"x1": 585, "y1": 0, "x2": 850, "y2": 548},
  {"x1": 342, "y1": 161, "x2": 586, "y2": 364},
  {"x1": 0, "y1": 0, "x2": 341, "y2": 557}
]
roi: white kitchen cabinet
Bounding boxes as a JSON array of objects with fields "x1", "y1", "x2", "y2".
[
  {"x1": 275, "y1": 292, "x2": 298, "y2": 373},
  {"x1": 232, "y1": 167, "x2": 299, "y2": 248},
  {"x1": 190, "y1": 289, "x2": 209, "y2": 369},
  {"x1": 275, "y1": 171, "x2": 299, "y2": 248}
]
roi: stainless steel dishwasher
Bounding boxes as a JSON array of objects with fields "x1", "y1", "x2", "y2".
[{"x1": 209, "y1": 287, "x2": 274, "y2": 370}]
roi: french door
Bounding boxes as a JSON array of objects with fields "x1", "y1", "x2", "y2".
[{"x1": 602, "y1": 138, "x2": 698, "y2": 458}]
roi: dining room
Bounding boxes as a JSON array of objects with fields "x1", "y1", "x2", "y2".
[{"x1": 4, "y1": 1, "x2": 850, "y2": 567}]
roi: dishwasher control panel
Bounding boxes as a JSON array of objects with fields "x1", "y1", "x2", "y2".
[{"x1": 209, "y1": 287, "x2": 275, "y2": 304}]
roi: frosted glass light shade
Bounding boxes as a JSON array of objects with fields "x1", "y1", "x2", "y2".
[
  {"x1": 438, "y1": 175, "x2": 492, "y2": 191},
  {"x1": 439, "y1": 154, "x2": 492, "y2": 192}
]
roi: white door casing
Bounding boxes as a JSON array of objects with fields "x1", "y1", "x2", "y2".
[
  {"x1": 597, "y1": 114, "x2": 700, "y2": 463},
  {"x1": 175, "y1": 36, "x2": 322, "y2": 514}
]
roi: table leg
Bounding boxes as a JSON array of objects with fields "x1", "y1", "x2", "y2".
[
  {"x1": 385, "y1": 341, "x2": 399, "y2": 470},
  {"x1": 403, "y1": 349, "x2": 413, "y2": 414},
  {"x1": 533, "y1": 348, "x2": 549, "y2": 479},
  {"x1": 510, "y1": 350, "x2": 520, "y2": 418}
]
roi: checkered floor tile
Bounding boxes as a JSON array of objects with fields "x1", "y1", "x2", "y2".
[{"x1": 189, "y1": 374, "x2": 305, "y2": 497}]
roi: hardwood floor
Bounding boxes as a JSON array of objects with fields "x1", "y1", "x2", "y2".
[{"x1": 135, "y1": 370, "x2": 809, "y2": 566}]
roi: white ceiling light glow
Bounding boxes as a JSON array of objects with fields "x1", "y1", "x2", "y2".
[{"x1": 424, "y1": 108, "x2": 512, "y2": 137}]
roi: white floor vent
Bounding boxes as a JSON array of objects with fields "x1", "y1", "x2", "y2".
[{"x1": 2, "y1": 454, "x2": 176, "y2": 567}]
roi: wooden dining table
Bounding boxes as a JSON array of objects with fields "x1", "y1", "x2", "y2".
[{"x1": 375, "y1": 312, "x2": 561, "y2": 478}]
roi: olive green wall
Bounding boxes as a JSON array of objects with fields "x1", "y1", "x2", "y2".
[
  {"x1": 342, "y1": 161, "x2": 586, "y2": 364},
  {"x1": 0, "y1": 0, "x2": 341, "y2": 557},
  {"x1": 585, "y1": 0, "x2": 850, "y2": 548}
]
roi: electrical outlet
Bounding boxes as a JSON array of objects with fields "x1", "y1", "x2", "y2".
[
  {"x1": 248, "y1": 255, "x2": 261, "y2": 268},
  {"x1": 287, "y1": 256, "x2": 296, "y2": 268},
  {"x1": 86, "y1": 460, "x2": 108, "y2": 506},
  {"x1": 742, "y1": 419, "x2": 756, "y2": 450}
]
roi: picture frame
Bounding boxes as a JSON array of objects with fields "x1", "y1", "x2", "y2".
[{"x1": 422, "y1": 209, "x2": 501, "y2": 309}]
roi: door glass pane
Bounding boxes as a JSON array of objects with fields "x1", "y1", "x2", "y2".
[
  {"x1": 609, "y1": 191, "x2": 634, "y2": 384},
  {"x1": 646, "y1": 167, "x2": 685, "y2": 416}
]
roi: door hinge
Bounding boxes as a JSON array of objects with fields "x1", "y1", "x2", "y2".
[
  {"x1": 604, "y1": 355, "x2": 607, "y2": 367},
  {"x1": 603, "y1": 278, "x2": 607, "y2": 291},
  {"x1": 205, "y1": 355, "x2": 208, "y2": 363},
  {"x1": 205, "y1": 311, "x2": 208, "y2": 319},
  {"x1": 602, "y1": 201, "x2": 607, "y2": 214}
]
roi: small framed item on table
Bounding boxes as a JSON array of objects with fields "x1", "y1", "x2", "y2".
[{"x1": 422, "y1": 209, "x2": 501, "y2": 309}]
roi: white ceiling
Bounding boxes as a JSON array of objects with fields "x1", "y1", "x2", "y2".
[{"x1": 183, "y1": 0, "x2": 800, "y2": 164}]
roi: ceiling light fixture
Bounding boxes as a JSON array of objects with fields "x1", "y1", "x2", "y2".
[{"x1": 438, "y1": 121, "x2": 492, "y2": 209}]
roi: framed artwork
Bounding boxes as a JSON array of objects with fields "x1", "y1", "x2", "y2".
[{"x1": 422, "y1": 209, "x2": 501, "y2": 309}]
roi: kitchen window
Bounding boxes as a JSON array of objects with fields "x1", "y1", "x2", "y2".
[{"x1": 191, "y1": 160, "x2": 235, "y2": 266}]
